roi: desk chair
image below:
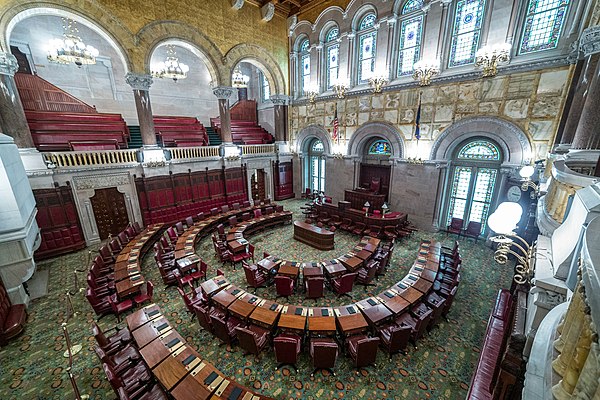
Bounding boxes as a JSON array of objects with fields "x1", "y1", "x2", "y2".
[
  {"x1": 447, "y1": 217, "x2": 464, "y2": 238},
  {"x1": 310, "y1": 338, "x2": 339, "y2": 377},
  {"x1": 346, "y1": 335, "x2": 380, "y2": 371},
  {"x1": 275, "y1": 275, "x2": 295, "y2": 299},
  {"x1": 331, "y1": 273, "x2": 357, "y2": 298},
  {"x1": 305, "y1": 277, "x2": 325, "y2": 299},
  {"x1": 210, "y1": 314, "x2": 242, "y2": 348},
  {"x1": 463, "y1": 221, "x2": 482, "y2": 242},
  {"x1": 274, "y1": 334, "x2": 302, "y2": 372},
  {"x1": 235, "y1": 325, "x2": 270, "y2": 358},
  {"x1": 377, "y1": 323, "x2": 411, "y2": 358}
]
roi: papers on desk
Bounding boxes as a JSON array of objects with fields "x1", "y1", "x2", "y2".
[{"x1": 190, "y1": 361, "x2": 206, "y2": 376}]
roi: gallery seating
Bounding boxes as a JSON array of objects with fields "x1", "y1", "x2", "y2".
[
  {"x1": 0, "y1": 282, "x2": 27, "y2": 345},
  {"x1": 310, "y1": 338, "x2": 339, "y2": 377},
  {"x1": 274, "y1": 334, "x2": 302, "y2": 371}
]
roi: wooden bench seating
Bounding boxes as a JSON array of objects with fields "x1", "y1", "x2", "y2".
[
  {"x1": 153, "y1": 116, "x2": 208, "y2": 147},
  {"x1": 157, "y1": 131, "x2": 207, "y2": 147},
  {"x1": 69, "y1": 140, "x2": 120, "y2": 151},
  {"x1": 467, "y1": 289, "x2": 513, "y2": 400},
  {"x1": 33, "y1": 131, "x2": 128, "y2": 151},
  {"x1": 0, "y1": 282, "x2": 27, "y2": 346},
  {"x1": 25, "y1": 110, "x2": 125, "y2": 123}
]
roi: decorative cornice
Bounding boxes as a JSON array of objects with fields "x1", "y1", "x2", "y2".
[
  {"x1": 212, "y1": 86, "x2": 236, "y2": 100},
  {"x1": 580, "y1": 25, "x2": 600, "y2": 57},
  {"x1": 125, "y1": 72, "x2": 153, "y2": 91},
  {"x1": 73, "y1": 173, "x2": 130, "y2": 190},
  {"x1": 270, "y1": 94, "x2": 291, "y2": 105},
  {"x1": 0, "y1": 52, "x2": 18, "y2": 76},
  {"x1": 231, "y1": 0, "x2": 245, "y2": 10}
]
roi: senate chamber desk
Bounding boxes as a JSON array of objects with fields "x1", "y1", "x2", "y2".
[{"x1": 293, "y1": 220, "x2": 335, "y2": 250}]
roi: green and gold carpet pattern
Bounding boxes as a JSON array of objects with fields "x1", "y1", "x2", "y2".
[{"x1": 0, "y1": 199, "x2": 513, "y2": 400}]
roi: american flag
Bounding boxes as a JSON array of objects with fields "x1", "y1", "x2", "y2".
[{"x1": 332, "y1": 106, "x2": 339, "y2": 143}]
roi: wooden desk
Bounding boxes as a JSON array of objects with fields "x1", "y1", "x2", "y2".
[
  {"x1": 200, "y1": 276, "x2": 229, "y2": 297},
  {"x1": 170, "y1": 362, "x2": 222, "y2": 400},
  {"x1": 257, "y1": 258, "x2": 279, "y2": 275},
  {"x1": 249, "y1": 300, "x2": 282, "y2": 330},
  {"x1": 278, "y1": 264, "x2": 300, "y2": 280},
  {"x1": 307, "y1": 307, "x2": 336, "y2": 336},
  {"x1": 227, "y1": 239, "x2": 247, "y2": 254},
  {"x1": 344, "y1": 189, "x2": 386, "y2": 211},
  {"x1": 303, "y1": 266, "x2": 323, "y2": 286},
  {"x1": 278, "y1": 305, "x2": 307, "y2": 333},
  {"x1": 212, "y1": 289, "x2": 239, "y2": 310},
  {"x1": 377, "y1": 291, "x2": 410, "y2": 315},
  {"x1": 139, "y1": 330, "x2": 186, "y2": 369},
  {"x1": 132, "y1": 316, "x2": 172, "y2": 349},
  {"x1": 354, "y1": 249, "x2": 373, "y2": 261},
  {"x1": 228, "y1": 295, "x2": 258, "y2": 321},
  {"x1": 338, "y1": 255, "x2": 363, "y2": 272},
  {"x1": 293, "y1": 220, "x2": 334, "y2": 250},
  {"x1": 398, "y1": 286, "x2": 423, "y2": 304},
  {"x1": 334, "y1": 305, "x2": 369, "y2": 337},
  {"x1": 153, "y1": 346, "x2": 196, "y2": 391},
  {"x1": 114, "y1": 265, "x2": 141, "y2": 282},
  {"x1": 323, "y1": 261, "x2": 347, "y2": 278},
  {"x1": 115, "y1": 275, "x2": 144, "y2": 300},
  {"x1": 127, "y1": 304, "x2": 162, "y2": 332},
  {"x1": 356, "y1": 298, "x2": 393, "y2": 327},
  {"x1": 176, "y1": 254, "x2": 201, "y2": 274}
]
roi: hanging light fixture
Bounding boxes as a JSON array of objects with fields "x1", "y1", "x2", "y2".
[
  {"x1": 412, "y1": 59, "x2": 440, "y2": 86},
  {"x1": 151, "y1": 45, "x2": 189, "y2": 82},
  {"x1": 231, "y1": 67, "x2": 250, "y2": 88},
  {"x1": 475, "y1": 43, "x2": 511, "y2": 77},
  {"x1": 47, "y1": 18, "x2": 99, "y2": 67}
]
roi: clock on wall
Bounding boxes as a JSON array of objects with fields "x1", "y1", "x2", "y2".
[{"x1": 507, "y1": 185, "x2": 522, "y2": 202}]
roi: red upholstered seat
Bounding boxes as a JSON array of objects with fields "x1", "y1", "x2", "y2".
[{"x1": 0, "y1": 283, "x2": 27, "y2": 345}]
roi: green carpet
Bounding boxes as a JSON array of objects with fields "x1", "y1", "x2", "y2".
[{"x1": 0, "y1": 199, "x2": 513, "y2": 400}]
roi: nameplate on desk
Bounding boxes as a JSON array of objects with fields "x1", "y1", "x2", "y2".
[
  {"x1": 190, "y1": 362, "x2": 206, "y2": 376},
  {"x1": 334, "y1": 309, "x2": 341, "y2": 317},
  {"x1": 294, "y1": 308, "x2": 303, "y2": 316},
  {"x1": 215, "y1": 379, "x2": 230, "y2": 396},
  {"x1": 408, "y1": 274, "x2": 418, "y2": 281},
  {"x1": 228, "y1": 386, "x2": 244, "y2": 400},
  {"x1": 209, "y1": 376, "x2": 225, "y2": 391},
  {"x1": 129, "y1": 270, "x2": 139, "y2": 276},
  {"x1": 397, "y1": 282, "x2": 408, "y2": 289},
  {"x1": 145, "y1": 308, "x2": 160, "y2": 317},
  {"x1": 130, "y1": 275, "x2": 143, "y2": 281},
  {"x1": 308, "y1": 309, "x2": 313, "y2": 317},
  {"x1": 155, "y1": 322, "x2": 169, "y2": 333},
  {"x1": 356, "y1": 303, "x2": 365, "y2": 310},
  {"x1": 159, "y1": 330, "x2": 174, "y2": 340},
  {"x1": 346, "y1": 306, "x2": 357, "y2": 314},
  {"x1": 321, "y1": 309, "x2": 330, "y2": 317},
  {"x1": 224, "y1": 284, "x2": 233, "y2": 290},
  {"x1": 204, "y1": 371, "x2": 219, "y2": 386},
  {"x1": 257, "y1": 299, "x2": 266, "y2": 307},
  {"x1": 216, "y1": 280, "x2": 227, "y2": 286},
  {"x1": 171, "y1": 344, "x2": 186, "y2": 357},
  {"x1": 413, "y1": 266, "x2": 423, "y2": 272},
  {"x1": 366, "y1": 298, "x2": 377, "y2": 306},
  {"x1": 166, "y1": 337, "x2": 181, "y2": 349},
  {"x1": 384, "y1": 291, "x2": 395, "y2": 298},
  {"x1": 183, "y1": 354, "x2": 200, "y2": 370},
  {"x1": 248, "y1": 297, "x2": 257, "y2": 304},
  {"x1": 416, "y1": 258, "x2": 426, "y2": 264},
  {"x1": 282, "y1": 306, "x2": 288, "y2": 313},
  {"x1": 231, "y1": 289, "x2": 241, "y2": 296}
]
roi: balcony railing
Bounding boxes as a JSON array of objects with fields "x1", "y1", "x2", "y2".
[
  {"x1": 241, "y1": 144, "x2": 274, "y2": 156},
  {"x1": 43, "y1": 149, "x2": 138, "y2": 168},
  {"x1": 169, "y1": 146, "x2": 220, "y2": 160}
]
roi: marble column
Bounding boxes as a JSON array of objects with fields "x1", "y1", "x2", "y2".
[
  {"x1": 571, "y1": 26, "x2": 600, "y2": 150},
  {"x1": 125, "y1": 73, "x2": 156, "y2": 148},
  {"x1": 561, "y1": 54, "x2": 600, "y2": 145},
  {"x1": 270, "y1": 95, "x2": 290, "y2": 142},
  {"x1": 212, "y1": 86, "x2": 236, "y2": 143},
  {"x1": 0, "y1": 52, "x2": 34, "y2": 149}
]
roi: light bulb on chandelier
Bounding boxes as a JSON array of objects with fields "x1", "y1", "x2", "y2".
[
  {"x1": 151, "y1": 45, "x2": 189, "y2": 82},
  {"x1": 47, "y1": 18, "x2": 99, "y2": 67}
]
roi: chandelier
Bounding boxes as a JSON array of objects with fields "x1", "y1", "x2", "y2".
[
  {"x1": 475, "y1": 44, "x2": 511, "y2": 77},
  {"x1": 47, "y1": 18, "x2": 99, "y2": 67},
  {"x1": 232, "y1": 67, "x2": 250, "y2": 88},
  {"x1": 412, "y1": 59, "x2": 440, "y2": 86},
  {"x1": 151, "y1": 45, "x2": 189, "y2": 82}
]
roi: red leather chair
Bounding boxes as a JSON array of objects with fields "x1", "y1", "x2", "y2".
[
  {"x1": 210, "y1": 314, "x2": 242, "y2": 347},
  {"x1": 94, "y1": 345, "x2": 147, "y2": 383},
  {"x1": 108, "y1": 238, "x2": 122, "y2": 256},
  {"x1": 253, "y1": 209, "x2": 262, "y2": 219},
  {"x1": 331, "y1": 273, "x2": 357, "y2": 298},
  {"x1": 305, "y1": 277, "x2": 325, "y2": 299},
  {"x1": 442, "y1": 286, "x2": 458, "y2": 319},
  {"x1": 185, "y1": 216, "x2": 194, "y2": 228},
  {"x1": 446, "y1": 217, "x2": 464, "y2": 237},
  {"x1": 364, "y1": 225, "x2": 381, "y2": 238},
  {"x1": 352, "y1": 222, "x2": 366, "y2": 236},
  {"x1": 317, "y1": 212, "x2": 331, "y2": 225},
  {"x1": 356, "y1": 261, "x2": 378, "y2": 289},
  {"x1": 228, "y1": 216, "x2": 238, "y2": 227},
  {"x1": 377, "y1": 323, "x2": 411, "y2": 358},
  {"x1": 190, "y1": 260, "x2": 208, "y2": 282},
  {"x1": 132, "y1": 222, "x2": 143, "y2": 235},
  {"x1": 86, "y1": 288, "x2": 113, "y2": 319},
  {"x1": 383, "y1": 225, "x2": 397, "y2": 240},
  {"x1": 133, "y1": 281, "x2": 154, "y2": 305},
  {"x1": 103, "y1": 363, "x2": 152, "y2": 400},
  {"x1": 274, "y1": 275, "x2": 294, "y2": 299},
  {"x1": 221, "y1": 204, "x2": 230, "y2": 213},
  {"x1": 425, "y1": 294, "x2": 446, "y2": 331},
  {"x1": 243, "y1": 263, "x2": 268, "y2": 292},
  {"x1": 310, "y1": 338, "x2": 339, "y2": 377},
  {"x1": 177, "y1": 286, "x2": 205, "y2": 320},
  {"x1": 274, "y1": 334, "x2": 302, "y2": 372},
  {"x1": 116, "y1": 384, "x2": 168, "y2": 400},
  {"x1": 124, "y1": 226, "x2": 137, "y2": 240},
  {"x1": 99, "y1": 245, "x2": 115, "y2": 264},
  {"x1": 175, "y1": 221, "x2": 185, "y2": 236},
  {"x1": 117, "y1": 232, "x2": 129, "y2": 248},
  {"x1": 108, "y1": 295, "x2": 134, "y2": 322},
  {"x1": 173, "y1": 269, "x2": 194, "y2": 288},
  {"x1": 157, "y1": 260, "x2": 178, "y2": 286},
  {"x1": 91, "y1": 321, "x2": 131, "y2": 353},
  {"x1": 235, "y1": 325, "x2": 270, "y2": 357},
  {"x1": 346, "y1": 335, "x2": 380, "y2": 369},
  {"x1": 328, "y1": 215, "x2": 342, "y2": 228},
  {"x1": 463, "y1": 221, "x2": 482, "y2": 242},
  {"x1": 340, "y1": 218, "x2": 354, "y2": 231},
  {"x1": 395, "y1": 307, "x2": 433, "y2": 347},
  {"x1": 0, "y1": 283, "x2": 27, "y2": 345},
  {"x1": 165, "y1": 227, "x2": 178, "y2": 245}
]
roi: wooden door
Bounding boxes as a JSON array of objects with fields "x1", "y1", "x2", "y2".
[
  {"x1": 91, "y1": 187, "x2": 129, "y2": 240},
  {"x1": 251, "y1": 169, "x2": 267, "y2": 201}
]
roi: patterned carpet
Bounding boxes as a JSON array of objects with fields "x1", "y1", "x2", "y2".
[{"x1": 0, "y1": 199, "x2": 513, "y2": 400}]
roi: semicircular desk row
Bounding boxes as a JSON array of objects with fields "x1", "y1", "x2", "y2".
[
  {"x1": 126, "y1": 304, "x2": 274, "y2": 400},
  {"x1": 199, "y1": 240, "x2": 443, "y2": 340}
]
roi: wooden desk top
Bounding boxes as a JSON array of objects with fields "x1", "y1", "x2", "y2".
[
  {"x1": 307, "y1": 307, "x2": 336, "y2": 333},
  {"x1": 354, "y1": 249, "x2": 373, "y2": 261},
  {"x1": 339, "y1": 255, "x2": 363, "y2": 272},
  {"x1": 303, "y1": 266, "x2": 323, "y2": 279},
  {"x1": 293, "y1": 220, "x2": 334, "y2": 236},
  {"x1": 127, "y1": 304, "x2": 162, "y2": 332},
  {"x1": 278, "y1": 264, "x2": 300, "y2": 278},
  {"x1": 114, "y1": 266, "x2": 141, "y2": 282},
  {"x1": 228, "y1": 298, "x2": 257, "y2": 320},
  {"x1": 170, "y1": 362, "x2": 220, "y2": 400},
  {"x1": 227, "y1": 240, "x2": 246, "y2": 254},
  {"x1": 356, "y1": 298, "x2": 393, "y2": 326},
  {"x1": 398, "y1": 286, "x2": 423, "y2": 304},
  {"x1": 200, "y1": 276, "x2": 229, "y2": 297},
  {"x1": 249, "y1": 300, "x2": 282, "y2": 329},
  {"x1": 212, "y1": 290, "x2": 238, "y2": 310},
  {"x1": 324, "y1": 262, "x2": 346, "y2": 276},
  {"x1": 115, "y1": 275, "x2": 144, "y2": 299},
  {"x1": 132, "y1": 316, "x2": 172, "y2": 349},
  {"x1": 377, "y1": 292, "x2": 410, "y2": 315},
  {"x1": 139, "y1": 330, "x2": 185, "y2": 369},
  {"x1": 278, "y1": 314, "x2": 306, "y2": 331},
  {"x1": 335, "y1": 312, "x2": 369, "y2": 335},
  {"x1": 153, "y1": 345, "x2": 195, "y2": 390},
  {"x1": 410, "y1": 277, "x2": 433, "y2": 293}
]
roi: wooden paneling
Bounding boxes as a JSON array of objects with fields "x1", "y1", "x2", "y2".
[
  {"x1": 34, "y1": 184, "x2": 86, "y2": 259},
  {"x1": 135, "y1": 167, "x2": 249, "y2": 225},
  {"x1": 15, "y1": 73, "x2": 97, "y2": 113},
  {"x1": 273, "y1": 161, "x2": 294, "y2": 200},
  {"x1": 230, "y1": 100, "x2": 257, "y2": 122},
  {"x1": 90, "y1": 187, "x2": 129, "y2": 239},
  {"x1": 359, "y1": 164, "x2": 391, "y2": 200}
]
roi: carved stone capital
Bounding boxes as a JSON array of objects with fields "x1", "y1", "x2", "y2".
[
  {"x1": 231, "y1": 0, "x2": 244, "y2": 10},
  {"x1": 212, "y1": 86, "x2": 236, "y2": 100},
  {"x1": 580, "y1": 26, "x2": 600, "y2": 57},
  {"x1": 270, "y1": 94, "x2": 291, "y2": 105},
  {"x1": 261, "y1": 2, "x2": 275, "y2": 22},
  {"x1": 125, "y1": 72, "x2": 153, "y2": 91},
  {"x1": 0, "y1": 52, "x2": 18, "y2": 76}
]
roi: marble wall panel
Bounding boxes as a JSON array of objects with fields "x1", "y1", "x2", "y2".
[
  {"x1": 398, "y1": 125, "x2": 414, "y2": 140},
  {"x1": 481, "y1": 77, "x2": 507, "y2": 100},
  {"x1": 458, "y1": 82, "x2": 481, "y2": 102},
  {"x1": 384, "y1": 110, "x2": 398, "y2": 124},
  {"x1": 538, "y1": 70, "x2": 569, "y2": 95},
  {"x1": 435, "y1": 104, "x2": 455, "y2": 122},
  {"x1": 385, "y1": 93, "x2": 400, "y2": 109},
  {"x1": 358, "y1": 112, "x2": 369, "y2": 125},
  {"x1": 478, "y1": 101, "x2": 501, "y2": 114},
  {"x1": 359, "y1": 96, "x2": 371, "y2": 111},
  {"x1": 345, "y1": 112, "x2": 358, "y2": 126},
  {"x1": 529, "y1": 120, "x2": 555, "y2": 140},
  {"x1": 370, "y1": 111, "x2": 385, "y2": 120},
  {"x1": 504, "y1": 99, "x2": 530, "y2": 119},
  {"x1": 400, "y1": 108, "x2": 415, "y2": 123},
  {"x1": 532, "y1": 96, "x2": 563, "y2": 117},
  {"x1": 507, "y1": 74, "x2": 538, "y2": 98},
  {"x1": 371, "y1": 95, "x2": 384, "y2": 110},
  {"x1": 437, "y1": 85, "x2": 458, "y2": 103}
]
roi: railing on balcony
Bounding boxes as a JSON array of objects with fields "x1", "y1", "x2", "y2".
[
  {"x1": 43, "y1": 149, "x2": 138, "y2": 168},
  {"x1": 241, "y1": 144, "x2": 275, "y2": 156},
  {"x1": 169, "y1": 146, "x2": 220, "y2": 160}
]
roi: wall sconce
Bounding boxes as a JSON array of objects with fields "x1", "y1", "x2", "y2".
[
  {"x1": 475, "y1": 44, "x2": 511, "y2": 77},
  {"x1": 519, "y1": 165, "x2": 540, "y2": 198},
  {"x1": 406, "y1": 157, "x2": 424, "y2": 165},
  {"x1": 332, "y1": 78, "x2": 349, "y2": 99},
  {"x1": 412, "y1": 59, "x2": 440, "y2": 86},
  {"x1": 363, "y1": 201, "x2": 370, "y2": 217},
  {"x1": 304, "y1": 84, "x2": 319, "y2": 103},
  {"x1": 488, "y1": 202, "x2": 535, "y2": 285},
  {"x1": 369, "y1": 74, "x2": 388, "y2": 93}
]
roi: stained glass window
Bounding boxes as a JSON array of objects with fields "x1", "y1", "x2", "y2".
[
  {"x1": 358, "y1": 31, "x2": 377, "y2": 83},
  {"x1": 260, "y1": 72, "x2": 270, "y2": 102},
  {"x1": 449, "y1": 0, "x2": 486, "y2": 68},
  {"x1": 520, "y1": 0, "x2": 569, "y2": 54},
  {"x1": 469, "y1": 168, "x2": 497, "y2": 228},
  {"x1": 325, "y1": 27, "x2": 339, "y2": 89},
  {"x1": 359, "y1": 13, "x2": 376, "y2": 30},
  {"x1": 447, "y1": 166, "x2": 473, "y2": 225},
  {"x1": 397, "y1": 15, "x2": 423, "y2": 76},
  {"x1": 300, "y1": 39, "x2": 310, "y2": 52},
  {"x1": 403, "y1": 0, "x2": 423, "y2": 14},
  {"x1": 299, "y1": 38, "x2": 310, "y2": 96},
  {"x1": 368, "y1": 140, "x2": 392, "y2": 155},
  {"x1": 457, "y1": 140, "x2": 500, "y2": 160},
  {"x1": 308, "y1": 140, "x2": 325, "y2": 192}
]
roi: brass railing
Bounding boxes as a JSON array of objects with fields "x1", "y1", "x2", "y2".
[
  {"x1": 241, "y1": 144, "x2": 275, "y2": 156},
  {"x1": 169, "y1": 146, "x2": 220, "y2": 160},
  {"x1": 43, "y1": 149, "x2": 138, "y2": 168}
]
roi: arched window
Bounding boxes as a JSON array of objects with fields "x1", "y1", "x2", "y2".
[
  {"x1": 397, "y1": 0, "x2": 424, "y2": 77},
  {"x1": 448, "y1": 0, "x2": 486, "y2": 68},
  {"x1": 445, "y1": 139, "x2": 502, "y2": 236},
  {"x1": 259, "y1": 71, "x2": 270, "y2": 102},
  {"x1": 519, "y1": 0, "x2": 569, "y2": 54},
  {"x1": 357, "y1": 12, "x2": 377, "y2": 84},
  {"x1": 299, "y1": 38, "x2": 311, "y2": 96},
  {"x1": 368, "y1": 139, "x2": 392, "y2": 155},
  {"x1": 324, "y1": 27, "x2": 340, "y2": 89},
  {"x1": 307, "y1": 139, "x2": 326, "y2": 192}
]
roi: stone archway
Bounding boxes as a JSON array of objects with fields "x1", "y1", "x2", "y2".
[
  {"x1": 295, "y1": 124, "x2": 333, "y2": 155},
  {"x1": 347, "y1": 121, "x2": 405, "y2": 159},
  {"x1": 430, "y1": 116, "x2": 532, "y2": 164},
  {"x1": 224, "y1": 43, "x2": 286, "y2": 95}
]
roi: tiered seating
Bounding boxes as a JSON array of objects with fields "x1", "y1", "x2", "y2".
[
  {"x1": 25, "y1": 110, "x2": 129, "y2": 151},
  {"x1": 153, "y1": 115, "x2": 208, "y2": 147},
  {"x1": 0, "y1": 281, "x2": 27, "y2": 345},
  {"x1": 467, "y1": 289, "x2": 513, "y2": 400},
  {"x1": 210, "y1": 118, "x2": 274, "y2": 144}
]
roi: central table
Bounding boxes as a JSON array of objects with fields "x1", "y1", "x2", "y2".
[{"x1": 293, "y1": 220, "x2": 334, "y2": 250}]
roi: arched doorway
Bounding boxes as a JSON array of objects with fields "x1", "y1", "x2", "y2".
[
  {"x1": 444, "y1": 138, "x2": 503, "y2": 236},
  {"x1": 306, "y1": 138, "x2": 326, "y2": 194}
]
